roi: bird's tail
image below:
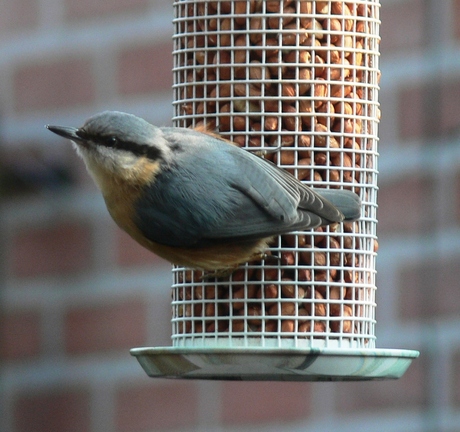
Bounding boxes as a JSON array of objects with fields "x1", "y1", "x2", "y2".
[{"x1": 314, "y1": 188, "x2": 362, "y2": 221}]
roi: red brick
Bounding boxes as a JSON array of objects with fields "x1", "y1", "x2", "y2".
[
  {"x1": 0, "y1": 309, "x2": 41, "y2": 361},
  {"x1": 377, "y1": 175, "x2": 432, "y2": 235},
  {"x1": 14, "y1": 387, "x2": 91, "y2": 432},
  {"x1": 455, "y1": 0, "x2": 460, "y2": 40},
  {"x1": 399, "y1": 77, "x2": 460, "y2": 139},
  {"x1": 0, "y1": 0, "x2": 39, "y2": 34},
  {"x1": 11, "y1": 221, "x2": 92, "y2": 278},
  {"x1": 453, "y1": 350, "x2": 460, "y2": 407},
  {"x1": 115, "y1": 228, "x2": 170, "y2": 268},
  {"x1": 398, "y1": 255, "x2": 460, "y2": 320},
  {"x1": 117, "y1": 41, "x2": 173, "y2": 96},
  {"x1": 440, "y1": 78, "x2": 460, "y2": 134},
  {"x1": 64, "y1": 298, "x2": 147, "y2": 354},
  {"x1": 380, "y1": 0, "x2": 425, "y2": 54},
  {"x1": 398, "y1": 84, "x2": 426, "y2": 140},
  {"x1": 115, "y1": 382, "x2": 198, "y2": 432},
  {"x1": 336, "y1": 358, "x2": 425, "y2": 412},
  {"x1": 221, "y1": 382, "x2": 310, "y2": 425},
  {"x1": 457, "y1": 170, "x2": 460, "y2": 223},
  {"x1": 65, "y1": 0, "x2": 150, "y2": 20},
  {"x1": 14, "y1": 56, "x2": 95, "y2": 112}
]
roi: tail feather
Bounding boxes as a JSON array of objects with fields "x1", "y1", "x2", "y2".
[{"x1": 313, "y1": 189, "x2": 362, "y2": 221}]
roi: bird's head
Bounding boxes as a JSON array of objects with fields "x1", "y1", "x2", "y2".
[{"x1": 47, "y1": 111, "x2": 171, "y2": 183}]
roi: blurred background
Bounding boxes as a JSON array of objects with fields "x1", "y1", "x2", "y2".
[{"x1": 1, "y1": 0, "x2": 460, "y2": 431}]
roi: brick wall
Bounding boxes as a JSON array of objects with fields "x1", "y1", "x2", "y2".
[{"x1": 1, "y1": 1, "x2": 460, "y2": 432}]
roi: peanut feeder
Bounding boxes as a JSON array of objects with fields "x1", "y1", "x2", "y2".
[{"x1": 131, "y1": 0, "x2": 419, "y2": 381}]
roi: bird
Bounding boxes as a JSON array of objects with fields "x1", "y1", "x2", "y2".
[{"x1": 46, "y1": 111, "x2": 361, "y2": 271}]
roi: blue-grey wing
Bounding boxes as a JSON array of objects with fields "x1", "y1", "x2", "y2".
[
  {"x1": 133, "y1": 128, "x2": 344, "y2": 248},
  {"x1": 134, "y1": 174, "x2": 275, "y2": 247}
]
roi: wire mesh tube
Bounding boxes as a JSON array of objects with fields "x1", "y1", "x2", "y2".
[{"x1": 170, "y1": 0, "x2": 381, "y2": 349}]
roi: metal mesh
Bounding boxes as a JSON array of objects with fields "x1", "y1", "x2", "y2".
[{"x1": 170, "y1": 0, "x2": 380, "y2": 349}]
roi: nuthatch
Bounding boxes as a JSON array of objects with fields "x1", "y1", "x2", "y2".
[{"x1": 46, "y1": 111, "x2": 361, "y2": 271}]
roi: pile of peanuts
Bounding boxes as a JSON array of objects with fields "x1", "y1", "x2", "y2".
[
  {"x1": 174, "y1": 257, "x2": 363, "y2": 336},
  {"x1": 172, "y1": 0, "x2": 379, "y2": 340}
]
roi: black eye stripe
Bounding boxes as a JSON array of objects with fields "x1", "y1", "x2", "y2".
[
  {"x1": 77, "y1": 130, "x2": 161, "y2": 161},
  {"x1": 95, "y1": 135, "x2": 118, "y2": 147}
]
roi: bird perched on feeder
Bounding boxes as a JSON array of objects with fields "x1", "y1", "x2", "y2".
[{"x1": 47, "y1": 111, "x2": 361, "y2": 271}]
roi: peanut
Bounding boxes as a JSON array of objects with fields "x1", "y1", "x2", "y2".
[
  {"x1": 264, "y1": 284, "x2": 279, "y2": 299},
  {"x1": 330, "y1": 304, "x2": 354, "y2": 333},
  {"x1": 299, "y1": 320, "x2": 327, "y2": 333},
  {"x1": 281, "y1": 280, "x2": 306, "y2": 298},
  {"x1": 268, "y1": 301, "x2": 296, "y2": 316}
]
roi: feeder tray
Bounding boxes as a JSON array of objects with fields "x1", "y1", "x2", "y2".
[
  {"x1": 132, "y1": 0, "x2": 419, "y2": 380},
  {"x1": 131, "y1": 347, "x2": 418, "y2": 381}
]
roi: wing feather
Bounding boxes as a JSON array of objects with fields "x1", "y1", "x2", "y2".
[{"x1": 134, "y1": 128, "x2": 344, "y2": 248}]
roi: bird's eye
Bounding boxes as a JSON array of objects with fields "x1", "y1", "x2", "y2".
[
  {"x1": 76, "y1": 129, "x2": 87, "y2": 139},
  {"x1": 109, "y1": 137, "x2": 118, "y2": 147}
]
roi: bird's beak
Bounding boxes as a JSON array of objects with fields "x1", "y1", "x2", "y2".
[{"x1": 46, "y1": 125, "x2": 82, "y2": 142}]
